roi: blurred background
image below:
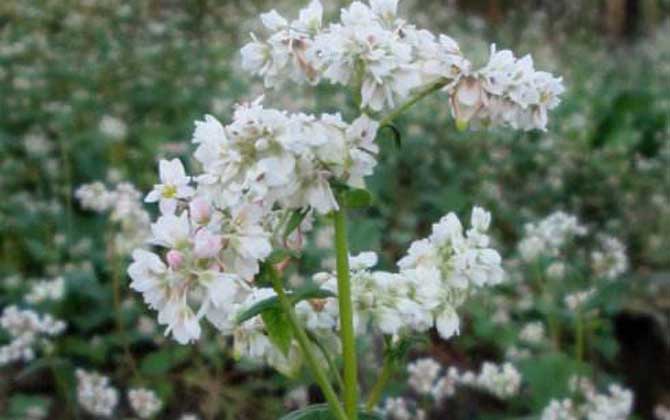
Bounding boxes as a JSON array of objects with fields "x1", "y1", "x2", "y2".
[{"x1": 1, "y1": 0, "x2": 669, "y2": 419}]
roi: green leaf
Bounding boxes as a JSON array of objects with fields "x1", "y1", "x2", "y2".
[
  {"x1": 17, "y1": 358, "x2": 67, "y2": 381},
  {"x1": 261, "y1": 307, "x2": 294, "y2": 356},
  {"x1": 379, "y1": 124, "x2": 402, "y2": 148},
  {"x1": 283, "y1": 208, "x2": 311, "y2": 240},
  {"x1": 280, "y1": 404, "x2": 383, "y2": 420},
  {"x1": 236, "y1": 286, "x2": 336, "y2": 324},
  {"x1": 266, "y1": 248, "x2": 300, "y2": 264},
  {"x1": 343, "y1": 188, "x2": 372, "y2": 208},
  {"x1": 140, "y1": 347, "x2": 191, "y2": 376},
  {"x1": 8, "y1": 394, "x2": 51, "y2": 418}
]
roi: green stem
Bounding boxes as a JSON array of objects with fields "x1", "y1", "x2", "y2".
[
  {"x1": 268, "y1": 270, "x2": 348, "y2": 420},
  {"x1": 333, "y1": 204, "x2": 358, "y2": 420},
  {"x1": 575, "y1": 312, "x2": 584, "y2": 364},
  {"x1": 307, "y1": 329, "x2": 345, "y2": 392},
  {"x1": 365, "y1": 350, "x2": 393, "y2": 411},
  {"x1": 380, "y1": 79, "x2": 449, "y2": 127}
]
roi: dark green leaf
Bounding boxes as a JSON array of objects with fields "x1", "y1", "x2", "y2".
[
  {"x1": 343, "y1": 188, "x2": 372, "y2": 209},
  {"x1": 379, "y1": 124, "x2": 402, "y2": 148},
  {"x1": 140, "y1": 347, "x2": 191, "y2": 376},
  {"x1": 236, "y1": 287, "x2": 336, "y2": 324},
  {"x1": 266, "y1": 248, "x2": 300, "y2": 264},
  {"x1": 261, "y1": 307, "x2": 293, "y2": 356},
  {"x1": 283, "y1": 208, "x2": 311, "y2": 240}
]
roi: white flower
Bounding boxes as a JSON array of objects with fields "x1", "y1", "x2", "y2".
[
  {"x1": 145, "y1": 159, "x2": 194, "y2": 215},
  {"x1": 76, "y1": 369, "x2": 119, "y2": 418},
  {"x1": 519, "y1": 321, "x2": 545, "y2": 344},
  {"x1": 128, "y1": 388, "x2": 162, "y2": 419},
  {"x1": 407, "y1": 358, "x2": 441, "y2": 395},
  {"x1": 591, "y1": 235, "x2": 628, "y2": 280}
]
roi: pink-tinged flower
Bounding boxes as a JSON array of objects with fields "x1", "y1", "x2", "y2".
[
  {"x1": 189, "y1": 197, "x2": 211, "y2": 225},
  {"x1": 192, "y1": 229, "x2": 223, "y2": 259},
  {"x1": 166, "y1": 250, "x2": 184, "y2": 270}
]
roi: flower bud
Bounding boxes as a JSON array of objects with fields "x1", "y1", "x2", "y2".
[
  {"x1": 189, "y1": 197, "x2": 211, "y2": 224},
  {"x1": 166, "y1": 250, "x2": 184, "y2": 269}
]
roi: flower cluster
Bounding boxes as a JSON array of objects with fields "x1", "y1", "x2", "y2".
[
  {"x1": 242, "y1": 0, "x2": 564, "y2": 130},
  {"x1": 518, "y1": 211, "x2": 587, "y2": 261},
  {"x1": 128, "y1": 388, "x2": 163, "y2": 419},
  {"x1": 25, "y1": 276, "x2": 65, "y2": 304},
  {"x1": 76, "y1": 369, "x2": 119, "y2": 418},
  {"x1": 0, "y1": 306, "x2": 65, "y2": 366},
  {"x1": 541, "y1": 376, "x2": 633, "y2": 420},
  {"x1": 456, "y1": 362, "x2": 522, "y2": 399},
  {"x1": 591, "y1": 235, "x2": 628, "y2": 280},
  {"x1": 519, "y1": 321, "x2": 546, "y2": 344},
  {"x1": 381, "y1": 396, "x2": 426, "y2": 420},
  {"x1": 191, "y1": 99, "x2": 379, "y2": 214},
  {"x1": 312, "y1": 207, "x2": 503, "y2": 340},
  {"x1": 76, "y1": 181, "x2": 151, "y2": 255}
]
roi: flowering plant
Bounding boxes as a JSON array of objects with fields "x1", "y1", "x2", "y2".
[{"x1": 126, "y1": 1, "x2": 564, "y2": 418}]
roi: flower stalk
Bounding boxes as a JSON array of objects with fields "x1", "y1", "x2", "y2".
[
  {"x1": 268, "y1": 268, "x2": 348, "y2": 420},
  {"x1": 333, "y1": 202, "x2": 358, "y2": 420}
]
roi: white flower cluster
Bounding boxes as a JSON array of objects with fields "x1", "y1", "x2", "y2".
[
  {"x1": 242, "y1": 0, "x2": 564, "y2": 130},
  {"x1": 404, "y1": 357, "x2": 520, "y2": 402},
  {"x1": 381, "y1": 396, "x2": 426, "y2": 420},
  {"x1": 75, "y1": 369, "x2": 119, "y2": 418},
  {"x1": 76, "y1": 181, "x2": 151, "y2": 255},
  {"x1": 564, "y1": 288, "x2": 596, "y2": 311},
  {"x1": 519, "y1": 321, "x2": 546, "y2": 344},
  {"x1": 0, "y1": 306, "x2": 66, "y2": 366},
  {"x1": 25, "y1": 276, "x2": 65, "y2": 304},
  {"x1": 518, "y1": 211, "x2": 587, "y2": 261},
  {"x1": 314, "y1": 207, "x2": 503, "y2": 340},
  {"x1": 655, "y1": 404, "x2": 670, "y2": 420},
  {"x1": 128, "y1": 388, "x2": 163, "y2": 419},
  {"x1": 541, "y1": 376, "x2": 633, "y2": 420},
  {"x1": 591, "y1": 235, "x2": 628, "y2": 280},
  {"x1": 99, "y1": 115, "x2": 128, "y2": 141},
  {"x1": 191, "y1": 98, "x2": 379, "y2": 214},
  {"x1": 407, "y1": 357, "x2": 442, "y2": 395},
  {"x1": 456, "y1": 362, "x2": 522, "y2": 399}
]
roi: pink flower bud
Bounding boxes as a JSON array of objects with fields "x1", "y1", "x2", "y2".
[
  {"x1": 189, "y1": 197, "x2": 211, "y2": 224},
  {"x1": 166, "y1": 250, "x2": 184, "y2": 269}
]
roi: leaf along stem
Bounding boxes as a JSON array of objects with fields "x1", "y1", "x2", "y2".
[{"x1": 268, "y1": 268, "x2": 348, "y2": 420}]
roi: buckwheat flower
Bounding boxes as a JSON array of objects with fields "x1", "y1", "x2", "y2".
[
  {"x1": 284, "y1": 386, "x2": 309, "y2": 410},
  {"x1": 564, "y1": 288, "x2": 595, "y2": 311},
  {"x1": 0, "y1": 306, "x2": 66, "y2": 366},
  {"x1": 397, "y1": 207, "x2": 504, "y2": 339},
  {"x1": 382, "y1": 397, "x2": 412, "y2": 420},
  {"x1": 76, "y1": 369, "x2": 119, "y2": 418},
  {"x1": 25, "y1": 276, "x2": 65, "y2": 304},
  {"x1": 128, "y1": 388, "x2": 163, "y2": 419},
  {"x1": 99, "y1": 115, "x2": 127, "y2": 141},
  {"x1": 541, "y1": 398, "x2": 578, "y2": 420},
  {"x1": 76, "y1": 182, "x2": 114, "y2": 212},
  {"x1": 518, "y1": 212, "x2": 587, "y2": 261},
  {"x1": 431, "y1": 368, "x2": 459, "y2": 401},
  {"x1": 457, "y1": 362, "x2": 522, "y2": 399},
  {"x1": 519, "y1": 321, "x2": 546, "y2": 344},
  {"x1": 546, "y1": 261, "x2": 566, "y2": 279},
  {"x1": 407, "y1": 357, "x2": 442, "y2": 395},
  {"x1": 241, "y1": 1, "x2": 323, "y2": 88},
  {"x1": 655, "y1": 404, "x2": 670, "y2": 420},
  {"x1": 145, "y1": 159, "x2": 194, "y2": 215},
  {"x1": 591, "y1": 235, "x2": 628, "y2": 280}
]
